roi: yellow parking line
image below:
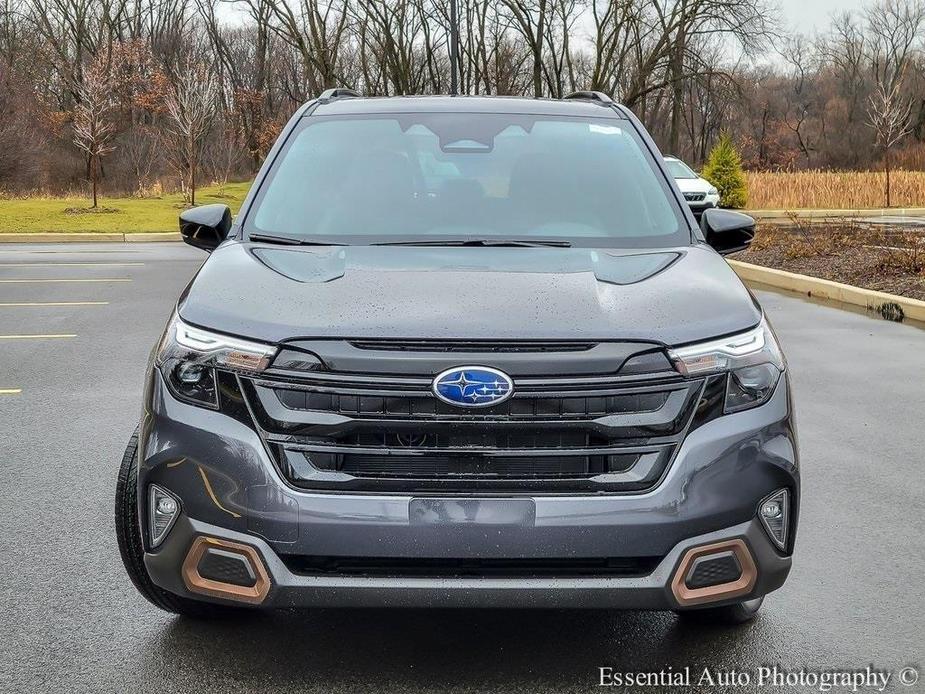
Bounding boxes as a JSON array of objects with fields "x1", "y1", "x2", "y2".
[
  {"x1": 0, "y1": 278, "x2": 131, "y2": 283},
  {"x1": 0, "y1": 388, "x2": 22, "y2": 395},
  {"x1": 0, "y1": 334, "x2": 76, "y2": 339},
  {"x1": 0, "y1": 301, "x2": 109, "y2": 307},
  {"x1": 0, "y1": 262, "x2": 144, "y2": 267}
]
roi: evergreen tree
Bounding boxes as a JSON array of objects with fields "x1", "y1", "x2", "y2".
[{"x1": 702, "y1": 134, "x2": 748, "y2": 208}]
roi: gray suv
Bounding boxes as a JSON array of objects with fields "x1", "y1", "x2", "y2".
[{"x1": 116, "y1": 90, "x2": 798, "y2": 625}]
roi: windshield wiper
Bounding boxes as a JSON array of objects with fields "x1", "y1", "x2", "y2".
[
  {"x1": 248, "y1": 232, "x2": 347, "y2": 246},
  {"x1": 375, "y1": 238, "x2": 571, "y2": 248}
]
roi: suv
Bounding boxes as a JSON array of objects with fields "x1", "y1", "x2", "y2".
[
  {"x1": 116, "y1": 90, "x2": 798, "y2": 625},
  {"x1": 664, "y1": 155, "x2": 720, "y2": 215}
]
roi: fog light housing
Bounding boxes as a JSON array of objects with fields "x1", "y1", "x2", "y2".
[
  {"x1": 758, "y1": 488, "x2": 790, "y2": 551},
  {"x1": 149, "y1": 484, "x2": 181, "y2": 548}
]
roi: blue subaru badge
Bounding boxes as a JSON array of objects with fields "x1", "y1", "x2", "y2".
[{"x1": 432, "y1": 366, "x2": 514, "y2": 408}]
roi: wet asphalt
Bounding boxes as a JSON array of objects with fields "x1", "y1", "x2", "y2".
[{"x1": 0, "y1": 243, "x2": 923, "y2": 694}]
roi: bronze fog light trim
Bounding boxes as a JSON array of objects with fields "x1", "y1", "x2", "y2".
[
  {"x1": 181, "y1": 536, "x2": 271, "y2": 605},
  {"x1": 670, "y1": 538, "x2": 757, "y2": 607}
]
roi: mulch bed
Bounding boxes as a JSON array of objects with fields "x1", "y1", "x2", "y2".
[
  {"x1": 734, "y1": 221, "x2": 925, "y2": 302},
  {"x1": 63, "y1": 206, "x2": 121, "y2": 215}
]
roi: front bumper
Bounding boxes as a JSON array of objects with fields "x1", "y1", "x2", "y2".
[
  {"x1": 138, "y1": 369, "x2": 799, "y2": 609},
  {"x1": 687, "y1": 199, "x2": 719, "y2": 215},
  {"x1": 146, "y1": 514, "x2": 790, "y2": 609}
]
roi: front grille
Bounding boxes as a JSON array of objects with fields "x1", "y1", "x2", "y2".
[
  {"x1": 684, "y1": 192, "x2": 706, "y2": 202},
  {"x1": 238, "y1": 343, "x2": 711, "y2": 494},
  {"x1": 273, "y1": 387, "x2": 669, "y2": 420},
  {"x1": 280, "y1": 555, "x2": 662, "y2": 578},
  {"x1": 299, "y1": 449, "x2": 645, "y2": 478}
]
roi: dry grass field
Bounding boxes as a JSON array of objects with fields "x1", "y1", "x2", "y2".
[{"x1": 745, "y1": 170, "x2": 925, "y2": 210}]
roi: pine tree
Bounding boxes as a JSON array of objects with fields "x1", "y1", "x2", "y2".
[{"x1": 701, "y1": 134, "x2": 748, "y2": 209}]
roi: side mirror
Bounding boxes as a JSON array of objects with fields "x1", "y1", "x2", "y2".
[
  {"x1": 179, "y1": 204, "x2": 232, "y2": 252},
  {"x1": 701, "y1": 208, "x2": 755, "y2": 256}
]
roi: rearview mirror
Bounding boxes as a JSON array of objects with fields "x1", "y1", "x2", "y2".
[
  {"x1": 701, "y1": 208, "x2": 755, "y2": 256},
  {"x1": 179, "y1": 204, "x2": 232, "y2": 252}
]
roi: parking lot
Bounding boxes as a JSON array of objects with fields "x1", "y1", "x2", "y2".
[{"x1": 1, "y1": 242, "x2": 923, "y2": 693}]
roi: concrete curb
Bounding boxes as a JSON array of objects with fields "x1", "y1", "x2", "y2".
[
  {"x1": 0, "y1": 232, "x2": 181, "y2": 243},
  {"x1": 729, "y1": 259, "x2": 925, "y2": 323},
  {"x1": 124, "y1": 232, "x2": 181, "y2": 243},
  {"x1": 745, "y1": 208, "x2": 925, "y2": 219}
]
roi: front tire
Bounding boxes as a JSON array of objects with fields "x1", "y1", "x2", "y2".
[
  {"x1": 675, "y1": 597, "x2": 764, "y2": 625},
  {"x1": 115, "y1": 427, "x2": 240, "y2": 618}
]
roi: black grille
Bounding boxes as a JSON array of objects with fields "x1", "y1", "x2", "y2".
[
  {"x1": 239, "y1": 345, "x2": 709, "y2": 493},
  {"x1": 274, "y1": 388, "x2": 669, "y2": 420},
  {"x1": 684, "y1": 192, "x2": 706, "y2": 202},
  {"x1": 197, "y1": 549, "x2": 257, "y2": 587},
  {"x1": 280, "y1": 555, "x2": 662, "y2": 578},
  {"x1": 685, "y1": 551, "x2": 742, "y2": 589},
  {"x1": 303, "y1": 450, "x2": 640, "y2": 478},
  {"x1": 350, "y1": 339, "x2": 595, "y2": 353}
]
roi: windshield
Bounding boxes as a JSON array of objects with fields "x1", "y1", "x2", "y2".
[
  {"x1": 664, "y1": 159, "x2": 698, "y2": 179},
  {"x1": 244, "y1": 113, "x2": 690, "y2": 248}
]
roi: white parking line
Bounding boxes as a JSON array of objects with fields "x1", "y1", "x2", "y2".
[
  {"x1": 0, "y1": 301, "x2": 109, "y2": 307},
  {"x1": 0, "y1": 334, "x2": 77, "y2": 340},
  {"x1": 0, "y1": 249, "x2": 143, "y2": 254},
  {"x1": 0, "y1": 262, "x2": 144, "y2": 267},
  {"x1": 0, "y1": 388, "x2": 22, "y2": 395},
  {"x1": 0, "y1": 278, "x2": 131, "y2": 283}
]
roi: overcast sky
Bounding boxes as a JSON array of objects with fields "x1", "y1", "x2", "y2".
[{"x1": 777, "y1": 0, "x2": 859, "y2": 34}]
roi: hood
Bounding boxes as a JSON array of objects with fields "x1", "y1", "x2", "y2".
[
  {"x1": 674, "y1": 176, "x2": 713, "y2": 194},
  {"x1": 179, "y1": 243, "x2": 760, "y2": 346}
]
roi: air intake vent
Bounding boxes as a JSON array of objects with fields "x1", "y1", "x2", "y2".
[
  {"x1": 349, "y1": 340, "x2": 595, "y2": 353},
  {"x1": 280, "y1": 555, "x2": 661, "y2": 578}
]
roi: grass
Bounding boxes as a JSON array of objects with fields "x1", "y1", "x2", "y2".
[
  {"x1": 746, "y1": 170, "x2": 925, "y2": 210},
  {"x1": 0, "y1": 181, "x2": 251, "y2": 234}
]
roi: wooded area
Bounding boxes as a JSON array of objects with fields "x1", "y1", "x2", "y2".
[{"x1": 2, "y1": 0, "x2": 925, "y2": 201}]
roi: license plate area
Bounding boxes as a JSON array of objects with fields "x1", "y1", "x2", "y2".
[{"x1": 410, "y1": 498, "x2": 536, "y2": 527}]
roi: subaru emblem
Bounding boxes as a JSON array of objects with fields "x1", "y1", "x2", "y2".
[{"x1": 432, "y1": 366, "x2": 514, "y2": 408}]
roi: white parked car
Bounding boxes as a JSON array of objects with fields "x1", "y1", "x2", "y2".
[{"x1": 664, "y1": 156, "x2": 720, "y2": 215}]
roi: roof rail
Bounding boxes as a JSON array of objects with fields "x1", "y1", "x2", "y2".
[
  {"x1": 562, "y1": 90, "x2": 614, "y2": 104},
  {"x1": 317, "y1": 87, "x2": 362, "y2": 102}
]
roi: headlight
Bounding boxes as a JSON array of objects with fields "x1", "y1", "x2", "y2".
[
  {"x1": 668, "y1": 317, "x2": 784, "y2": 413},
  {"x1": 708, "y1": 186, "x2": 718, "y2": 196},
  {"x1": 156, "y1": 313, "x2": 277, "y2": 408}
]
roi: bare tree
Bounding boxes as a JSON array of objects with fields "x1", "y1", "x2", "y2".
[
  {"x1": 867, "y1": 81, "x2": 913, "y2": 206},
  {"x1": 73, "y1": 59, "x2": 116, "y2": 207},
  {"x1": 164, "y1": 59, "x2": 219, "y2": 205},
  {"x1": 240, "y1": 0, "x2": 349, "y2": 94},
  {"x1": 863, "y1": 0, "x2": 924, "y2": 205},
  {"x1": 499, "y1": 0, "x2": 550, "y2": 97},
  {"x1": 866, "y1": 0, "x2": 925, "y2": 94}
]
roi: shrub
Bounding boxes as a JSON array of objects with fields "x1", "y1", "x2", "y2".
[{"x1": 702, "y1": 134, "x2": 748, "y2": 208}]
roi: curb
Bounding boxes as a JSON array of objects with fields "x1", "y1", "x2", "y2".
[
  {"x1": 0, "y1": 232, "x2": 181, "y2": 243},
  {"x1": 125, "y1": 232, "x2": 181, "y2": 243},
  {"x1": 745, "y1": 208, "x2": 925, "y2": 220},
  {"x1": 729, "y1": 259, "x2": 925, "y2": 323}
]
